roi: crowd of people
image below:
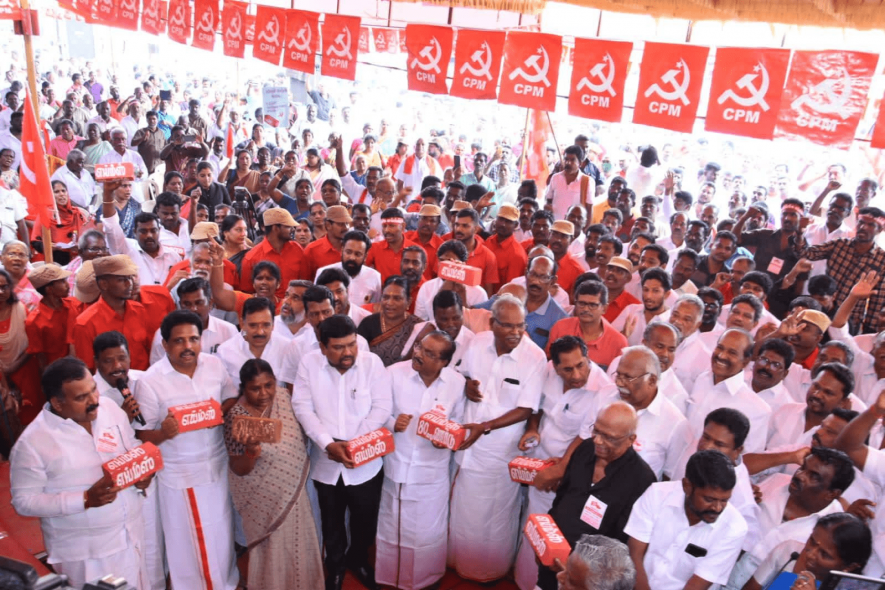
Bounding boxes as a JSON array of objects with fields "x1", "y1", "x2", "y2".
[{"x1": 3, "y1": 48, "x2": 885, "y2": 590}]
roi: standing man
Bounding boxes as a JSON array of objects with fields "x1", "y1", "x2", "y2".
[
  {"x1": 545, "y1": 145, "x2": 592, "y2": 225},
  {"x1": 293, "y1": 315, "x2": 392, "y2": 590},
  {"x1": 395, "y1": 138, "x2": 442, "y2": 193},
  {"x1": 611, "y1": 268, "x2": 672, "y2": 346},
  {"x1": 547, "y1": 281, "x2": 627, "y2": 370},
  {"x1": 131, "y1": 110, "x2": 166, "y2": 175},
  {"x1": 216, "y1": 297, "x2": 287, "y2": 386},
  {"x1": 404, "y1": 203, "x2": 445, "y2": 279},
  {"x1": 548, "y1": 220, "x2": 586, "y2": 300}
]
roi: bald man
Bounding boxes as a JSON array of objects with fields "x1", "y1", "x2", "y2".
[{"x1": 536, "y1": 401, "x2": 656, "y2": 590}]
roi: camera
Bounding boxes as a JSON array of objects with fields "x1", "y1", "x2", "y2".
[{"x1": 0, "y1": 556, "x2": 134, "y2": 590}]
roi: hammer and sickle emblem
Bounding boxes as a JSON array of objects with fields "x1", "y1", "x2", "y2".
[
  {"x1": 790, "y1": 67, "x2": 853, "y2": 120},
  {"x1": 577, "y1": 52, "x2": 617, "y2": 97},
  {"x1": 195, "y1": 7, "x2": 214, "y2": 33},
  {"x1": 142, "y1": 0, "x2": 158, "y2": 20},
  {"x1": 120, "y1": 0, "x2": 136, "y2": 13},
  {"x1": 410, "y1": 37, "x2": 443, "y2": 74},
  {"x1": 508, "y1": 45, "x2": 551, "y2": 87},
  {"x1": 170, "y1": 3, "x2": 185, "y2": 27},
  {"x1": 459, "y1": 41, "x2": 493, "y2": 80},
  {"x1": 257, "y1": 16, "x2": 280, "y2": 46},
  {"x1": 644, "y1": 59, "x2": 691, "y2": 105},
  {"x1": 289, "y1": 22, "x2": 311, "y2": 52},
  {"x1": 327, "y1": 26, "x2": 353, "y2": 59},
  {"x1": 227, "y1": 11, "x2": 242, "y2": 40},
  {"x1": 717, "y1": 62, "x2": 770, "y2": 111}
]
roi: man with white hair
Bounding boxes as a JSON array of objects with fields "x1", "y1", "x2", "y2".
[
  {"x1": 97, "y1": 128, "x2": 148, "y2": 198},
  {"x1": 667, "y1": 294, "x2": 711, "y2": 390},
  {"x1": 449, "y1": 293, "x2": 546, "y2": 583},
  {"x1": 556, "y1": 534, "x2": 636, "y2": 590},
  {"x1": 50, "y1": 149, "x2": 97, "y2": 211}
]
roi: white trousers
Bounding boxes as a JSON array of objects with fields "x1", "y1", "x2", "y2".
[{"x1": 142, "y1": 480, "x2": 167, "y2": 590}]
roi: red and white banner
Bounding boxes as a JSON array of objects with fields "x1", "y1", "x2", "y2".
[
  {"x1": 633, "y1": 42, "x2": 708, "y2": 133},
  {"x1": 244, "y1": 14, "x2": 255, "y2": 44},
  {"x1": 282, "y1": 10, "x2": 319, "y2": 73},
  {"x1": 568, "y1": 38, "x2": 632, "y2": 123},
  {"x1": 20, "y1": 93, "x2": 58, "y2": 229},
  {"x1": 220, "y1": 0, "x2": 246, "y2": 57},
  {"x1": 358, "y1": 26, "x2": 370, "y2": 54},
  {"x1": 92, "y1": 0, "x2": 115, "y2": 24},
  {"x1": 253, "y1": 6, "x2": 286, "y2": 65},
  {"x1": 405, "y1": 24, "x2": 453, "y2": 95},
  {"x1": 373, "y1": 28, "x2": 398, "y2": 53},
  {"x1": 114, "y1": 0, "x2": 139, "y2": 30},
  {"x1": 705, "y1": 47, "x2": 790, "y2": 140},
  {"x1": 321, "y1": 14, "x2": 360, "y2": 81},
  {"x1": 140, "y1": 0, "x2": 163, "y2": 35},
  {"x1": 190, "y1": 0, "x2": 217, "y2": 51},
  {"x1": 166, "y1": 0, "x2": 190, "y2": 44},
  {"x1": 775, "y1": 50, "x2": 879, "y2": 149},
  {"x1": 451, "y1": 28, "x2": 505, "y2": 101},
  {"x1": 871, "y1": 94, "x2": 885, "y2": 149},
  {"x1": 0, "y1": 0, "x2": 20, "y2": 20},
  {"x1": 498, "y1": 31, "x2": 562, "y2": 111}
]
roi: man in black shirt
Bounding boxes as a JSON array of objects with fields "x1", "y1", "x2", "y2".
[
  {"x1": 733, "y1": 198, "x2": 804, "y2": 284},
  {"x1": 537, "y1": 401, "x2": 657, "y2": 590}
]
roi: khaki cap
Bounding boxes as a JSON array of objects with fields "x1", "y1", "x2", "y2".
[
  {"x1": 419, "y1": 204, "x2": 442, "y2": 217},
  {"x1": 451, "y1": 200, "x2": 471, "y2": 212},
  {"x1": 28, "y1": 263, "x2": 72, "y2": 289},
  {"x1": 93, "y1": 255, "x2": 138, "y2": 278},
  {"x1": 607, "y1": 256, "x2": 633, "y2": 274},
  {"x1": 497, "y1": 204, "x2": 519, "y2": 222},
  {"x1": 263, "y1": 208, "x2": 297, "y2": 227},
  {"x1": 190, "y1": 221, "x2": 219, "y2": 240},
  {"x1": 74, "y1": 260, "x2": 99, "y2": 303},
  {"x1": 552, "y1": 220, "x2": 575, "y2": 236},
  {"x1": 326, "y1": 205, "x2": 353, "y2": 223},
  {"x1": 797, "y1": 309, "x2": 832, "y2": 334}
]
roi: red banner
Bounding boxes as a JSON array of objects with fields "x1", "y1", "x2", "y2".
[
  {"x1": 568, "y1": 38, "x2": 632, "y2": 123},
  {"x1": 191, "y1": 0, "x2": 217, "y2": 50},
  {"x1": 498, "y1": 31, "x2": 562, "y2": 111},
  {"x1": 775, "y1": 50, "x2": 879, "y2": 149},
  {"x1": 282, "y1": 10, "x2": 319, "y2": 73},
  {"x1": 114, "y1": 0, "x2": 139, "y2": 30},
  {"x1": 140, "y1": 0, "x2": 164, "y2": 35},
  {"x1": 398, "y1": 29, "x2": 406, "y2": 53},
  {"x1": 58, "y1": 0, "x2": 92, "y2": 21},
  {"x1": 405, "y1": 24, "x2": 453, "y2": 95},
  {"x1": 253, "y1": 6, "x2": 286, "y2": 64},
  {"x1": 92, "y1": 0, "x2": 115, "y2": 24},
  {"x1": 633, "y1": 42, "x2": 709, "y2": 133},
  {"x1": 244, "y1": 14, "x2": 255, "y2": 44},
  {"x1": 321, "y1": 14, "x2": 360, "y2": 81},
  {"x1": 705, "y1": 47, "x2": 790, "y2": 140},
  {"x1": 358, "y1": 26, "x2": 370, "y2": 54},
  {"x1": 166, "y1": 0, "x2": 190, "y2": 44},
  {"x1": 220, "y1": 0, "x2": 246, "y2": 57},
  {"x1": 0, "y1": 0, "x2": 20, "y2": 20},
  {"x1": 373, "y1": 28, "x2": 398, "y2": 53},
  {"x1": 451, "y1": 28, "x2": 505, "y2": 101},
  {"x1": 871, "y1": 94, "x2": 885, "y2": 149}
]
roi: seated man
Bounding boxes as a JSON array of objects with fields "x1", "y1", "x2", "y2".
[{"x1": 555, "y1": 534, "x2": 636, "y2": 590}]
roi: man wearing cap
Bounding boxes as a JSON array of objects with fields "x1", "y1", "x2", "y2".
[
  {"x1": 395, "y1": 138, "x2": 442, "y2": 193},
  {"x1": 765, "y1": 309, "x2": 831, "y2": 372},
  {"x1": 548, "y1": 220, "x2": 585, "y2": 302},
  {"x1": 486, "y1": 204, "x2": 529, "y2": 291},
  {"x1": 240, "y1": 208, "x2": 306, "y2": 300},
  {"x1": 72, "y1": 255, "x2": 153, "y2": 371},
  {"x1": 163, "y1": 226, "x2": 238, "y2": 289},
  {"x1": 405, "y1": 202, "x2": 445, "y2": 280},
  {"x1": 25, "y1": 264, "x2": 77, "y2": 372},
  {"x1": 602, "y1": 257, "x2": 641, "y2": 323},
  {"x1": 734, "y1": 198, "x2": 805, "y2": 284},
  {"x1": 366, "y1": 208, "x2": 420, "y2": 284},
  {"x1": 304, "y1": 204, "x2": 352, "y2": 280}
]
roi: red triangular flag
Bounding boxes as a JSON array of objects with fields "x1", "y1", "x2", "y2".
[
  {"x1": 20, "y1": 92, "x2": 58, "y2": 228},
  {"x1": 225, "y1": 122, "x2": 234, "y2": 159}
]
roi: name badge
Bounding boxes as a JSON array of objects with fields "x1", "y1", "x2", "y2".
[
  {"x1": 767, "y1": 257, "x2": 784, "y2": 275},
  {"x1": 580, "y1": 495, "x2": 608, "y2": 529},
  {"x1": 96, "y1": 427, "x2": 120, "y2": 454}
]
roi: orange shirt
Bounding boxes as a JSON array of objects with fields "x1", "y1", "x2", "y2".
[
  {"x1": 466, "y1": 241, "x2": 500, "y2": 287},
  {"x1": 304, "y1": 236, "x2": 343, "y2": 280},
  {"x1": 545, "y1": 317, "x2": 628, "y2": 370},
  {"x1": 25, "y1": 298, "x2": 80, "y2": 364},
  {"x1": 521, "y1": 237, "x2": 542, "y2": 253},
  {"x1": 603, "y1": 290, "x2": 640, "y2": 324},
  {"x1": 365, "y1": 238, "x2": 420, "y2": 283},
  {"x1": 72, "y1": 298, "x2": 152, "y2": 371},
  {"x1": 233, "y1": 291, "x2": 282, "y2": 318},
  {"x1": 486, "y1": 234, "x2": 528, "y2": 288},
  {"x1": 164, "y1": 258, "x2": 238, "y2": 288},
  {"x1": 405, "y1": 231, "x2": 443, "y2": 279},
  {"x1": 554, "y1": 254, "x2": 585, "y2": 302},
  {"x1": 239, "y1": 238, "x2": 307, "y2": 299},
  {"x1": 137, "y1": 286, "x2": 176, "y2": 339}
]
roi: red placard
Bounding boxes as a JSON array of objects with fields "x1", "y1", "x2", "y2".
[
  {"x1": 498, "y1": 31, "x2": 562, "y2": 112},
  {"x1": 633, "y1": 42, "x2": 709, "y2": 133},
  {"x1": 322, "y1": 14, "x2": 360, "y2": 81},
  {"x1": 166, "y1": 0, "x2": 190, "y2": 44},
  {"x1": 221, "y1": 0, "x2": 247, "y2": 58},
  {"x1": 871, "y1": 94, "x2": 885, "y2": 149},
  {"x1": 568, "y1": 38, "x2": 632, "y2": 123},
  {"x1": 114, "y1": 0, "x2": 139, "y2": 30},
  {"x1": 347, "y1": 428, "x2": 395, "y2": 466},
  {"x1": 283, "y1": 10, "x2": 319, "y2": 73},
  {"x1": 451, "y1": 28, "x2": 505, "y2": 101},
  {"x1": 0, "y1": 0, "x2": 20, "y2": 20},
  {"x1": 102, "y1": 443, "x2": 163, "y2": 489},
  {"x1": 140, "y1": 0, "x2": 164, "y2": 35},
  {"x1": 373, "y1": 28, "x2": 398, "y2": 53},
  {"x1": 169, "y1": 399, "x2": 223, "y2": 432},
  {"x1": 405, "y1": 24, "x2": 453, "y2": 95},
  {"x1": 358, "y1": 26, "x2": 370, "y2": 54},
  {"x1": 398, "y1": 29, "x2": 406, "y2": 53},
  {"x1": 253, "y1": 6, "x2": 286, "y2": 65},
  {"x1": 94, "y1": 162, "x2": 134, "y2": 181},
  {"x1": 705, "y1": 47, "x2": 790, "y2": 140},
  {"x1": 775, "y1": 50, "x2": 879, "y2": 150},
  {"x1": 244, "y1": 14, "x2": 255, "y2": 44},
  {"x1": 190, "y1": 0, "x2": 217, "y2": 50}
]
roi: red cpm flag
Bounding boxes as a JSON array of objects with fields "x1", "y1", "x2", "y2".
[
  {"x1": 871, "y1": 93, "x2": 885, "y2": 149},
  {"x1": 633, "y1": 42, "x2": 709, "y2": 133},
  {"x1": 568, "y1": 38, "x2": 632, "y2": 123},
  {"x1": 705, "y1": 47, "x2": 790, "y2": 140},
  {"x1": 775, "y1": 50, "x2": 879, "y2": 150},
  {"x1": 225, "y1": 122, "x2": 235, "y2": 159},
  {"x1": 405, "y1": 25, "x2": 453, "y2": 95},
  {"x1": 522, "y1": 109, "x2": 552, "y2": 191},
  {"x1": 253, "y1": 6, "x2": 286, "y2": 65},
  {"x1": 115, "y1": 0, "x2": 139, "y2": 30},
  {"x1": 221, "y1": 1, "x2": 246, "y2": 58},
  {"x1": 283, "y1": 10, "x2": 319, "y2": 74},
  {"x1": 498, "y1": 31, "x2": 563, "y2": 112},
  {"x1": 140, "y1": 0, "x2": 164, "y2": 35},
  {"x1": 92, "y1": 0, "x2": 115, "y2": 25},
  {"x1": 20, "y1": 93, "x2": 58, "y2": 229},
  {"x1": 451, "y1": 28, "x2": 505, "y2": 101},
  {"x1": 358, "y1": 26, "x2": 370, "y2": 54},
  {"x1": 166, "y1": 0, "x2": 190, "y2": 44},
  {"x1": 373, "y1": 28, "x2": 398, "y2": 54},
  {"x1": 191, "y1": 0, "x2": 217, "y2": 51},
  {"x1": 322, "y1": 14, "x2": 360, "y2": 81}
]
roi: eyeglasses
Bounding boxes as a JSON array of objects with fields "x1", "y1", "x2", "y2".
[
  {"x1": 575, "y1": 300, "x2": 602, "y2": 310},
  {"x1": 83, "y1": 246, "x2": 109, "y2": 254},
  {"x1": 494, "y1": 319, "x2": 526, "y2": 331},
  {"x1": 756, "y1": 356, "x2": 784, "y2": 371},
  {"x1": 527, "y1": 271, "x2": 554, "y2": 282},
  {"x1": 590, "y1": 424, "x2": 631, "y2": 445},
  {"x1": 614, "y1": 371, "x2": 650, "y2": 384},
  {"x1": 413, "y1": 341, "x2": 441, "y2": 362}
]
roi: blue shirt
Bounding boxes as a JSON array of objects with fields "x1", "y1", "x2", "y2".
[
  {"x1": 526, "y1": 295, "x2": 568, "y2": 350},
  {"x1": 459, "y1": 173, "x2": 496, "y2": 193}
]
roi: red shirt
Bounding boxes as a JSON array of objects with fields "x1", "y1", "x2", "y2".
[
  {"x1": 603, "y1": 290, "x2": 641, "y2": 323},
  {"x1": 26, "y1": 298, "x2": 80, "y2": 364},
  {"x1": 486, "y1": 234, "x2": 528, "y2": 288},
  {"x1": 720, "y1": 282, "x2": 735, "y2": 306},
  {"x1": 545, "y1": 317, "x2": 628, "y2": 370},
  {"x1": 72, "y1": 298, "x2": 153, "y2": 371},
  {"x1": 366, "y1": 238, "x2": 420, "y2": 283},
  {"x1": 304, "y1": 236, "x2": 343, "y2": 280},
  {"x1": 164, "y1": 258, "x2": 238, "y2": 288},
  {"x1": 801, "y1": 347, "x2": 819, "y2": 371},
  {"x1": 554, "y1": 254, "x2": 585, "y2": 302},
  {"x1": 405, "y1": 231, "x2": 443, "y2": 279},
  {"x1": 137, "y1": 286, "x2": 176, "y2": 339},
  {"x1": 521, "y1": 237, "x2": 542, "y2": 253},
  {"x1": 239, "y1": 238, "x2": 307, "y2": 299},
  {"x1": 466, "y1": 241, "x2": 500, "y2": 288}
]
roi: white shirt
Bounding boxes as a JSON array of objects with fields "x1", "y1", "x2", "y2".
[
  {"x1": 278, "y1": 326, "x2": 370, "y2": 385},
  {"x1": 158, "y1": 220, "x2": 191, "y2": 258},
  {"x1": 544, "y1": 171, "x2": 591, "y2": 221},
  {"x1": 624, "y1": 480, "x2": 747, "y2": 589},
  {"x1": 607, "y1": 356, "x2": 691, "y2": 413},
  {"x1": 292, "y1": 348, "x2": 393, "y2": 486},
  {"x1": 765, "y1": 402, "x2": 812, "y2": 450},
  {"x1": 216, "y1": 331, "x2": 287, "y2": 387},
  {"x1": 120, "y1": 115, "x2": 143, "y2": 146},
  {"x1": 316, "y1": 261, "x2": 382, "y2": 306},
  {"x1": 383, "y1": 361, "x2": 466, "y2": 483},
  {"x1": 670, "y1": 331, "x2": 711, "y2": 393},
  {"x1": 95, "y1": 368, "x2": 147, "y2": 408},
  {"x1": 103, "y1": 210, "x2": 183, "y2": 286},
  {"x1": 414, "y1": 277, "x2": 488, "y2": 321},
  {"x1": 804, "y1": 219, "x2": 852, "y2": 280},
  {"x1": 272, "y1": 315, "x2": 302, "y2": 344},
  {"x1": 136, "y1": 353, "x2": 237, "y2": 489},
  {"x1": 50, "y1": 165, "x2": 97, "y2": 211},
  {"x1": 456, "y1": 330, "x2": 545, "y2": 470},
  {"x1": 87, "y1": 115, "x2": 122, "y2": 134},
  {"x1": 395, "y1": 155, "x2": 437, "y2": 192},
  {"x1": 340, "y1": 172, "x2": 371, "y2": 205},
  {"x1": 0, "y1": 186, "x2": 27, "y2": 245},
  {"x1": 0, "y1": 130, "x2": 21, "y2": 170},
  {"x1": 97, "y1": 148, "x2": 148, "y2": 193},
  {"x1": 698, "y1": 324, "x2": 726, "y2": 352},
  {"x1": 567, "y1": 232, "x2": 586, "y2": 259},
  {"x1": 346, "y1": 303, "x2": 372, "y2": 327},
  {"x1": 686, "y1": 371, "x2": 773, "y2": 453},
  {"x1": 610, "y1": 302, "x2": 670, "y2": 346},
  {"x1": 10, "y1": 398, "x2": 144, "y2": 564},
  {"x1": 149, "y1": 315, "x2": 239, "y2": 365}
]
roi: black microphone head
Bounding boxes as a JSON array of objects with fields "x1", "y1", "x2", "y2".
[
  {"x1": 115, "y1": 377, "x2": 129, "y2": 389},
  {"x1": 790, "y1": 551, "x2": 800, "y2": 561}
]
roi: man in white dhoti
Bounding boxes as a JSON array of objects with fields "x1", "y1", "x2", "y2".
[
  {"x1": 11, "y1": 358, "x2": 151, "y2": 589},
  {"x1": 450, "y1": 293, "x2": 546, "y2": 582},
  {"x1": 376, "y1": 331, "x2": 466, "y2": 589},
  {"x1": 135, "y1": 310, "x2": 239, "y2": 590}
]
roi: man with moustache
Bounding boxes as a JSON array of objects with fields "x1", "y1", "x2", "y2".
[
  {"x1": 523, "y1": 255, "x2": 568, "y2": 350},
  {"x1": 668, "y1": 250, "x2": 700, "y2": 296},
  {"x1": 747, "y1": 338, "x2": 796, "y2": 413},
  {"x1": 521, "y1": 210, "x2": 555, "y2": 252},
  {"x1": 305, "y1": 205, "x2": 353, "y2": 279},
  {"x1": 240, "y1": 209, "x2": 306, "y2": 300},
  {"x1": 452, "y1": 207, "x2": 499, "y2": 295},
  {"x1": 11, "y1": 358, "x2": 152, "y2": 589},
  {"x1": 659, "y1": 211, "x2": 689, "y2": 252},
  {"x1": 515, "y1": 198, "x2": 539, "y2": 242},
  {"x1": 577, "y1": 224, "x2": 610, "y2": 272},
  {"x1": 273, "y1": 279, "x2": 311, "y2": 342},
  {"x1": 153, "y1": 278, "x2": 238, "y2": 361},
  {"x1": 734, "y1": 198, "x2": 805, "y2": 284},
  {"x1": 316, "y1": 230, "x2": 381, "y2": 307},
  {"x1": 317, "y1": 267, "x2": 372, "y2": 326},
  {"x1": 405, "y1": 202, "x2": 445, "y2": 278},
  {"x1": 667, "y1": 294, "x2": 708, "y2": 390},
  {"x1": 216, "y1": 297, "x2": 286, "y2": 386},
  {"x1": 612, "y1": 268, "x2": 672, "y2": 346},
  {"x1": 399, "y1": 246, "x2": 428, "y2": 304},
  {"x1": 590, "y1": 175, "x2": 625, "y2": 225},
  {"x1": 367, "y1": 208, "x2": 419, "y2": 283},
  {"x1": 414, "y1": 240, "x2": 489, "y2": 321},
  {"x1": 699, "y1": 293, "x2": 765, "y2": 350},
  {"x1": 683, "y1": 220, "x2": 709, "y2": 255},
  {"x1": 429, "y1": 290, "x2": 474, "y2": 368},
  {"x1": 593, "y1": 234, "x2": 622, "y2": 277},
  {"x1": 547, "y1": 220, "x2": 585, "y2": 302},
  {"x1": 602, "y1": 256, "x2": 640, "y2": 323},
  {"x1": 24, "y1": 264, "x2": 78, "y2": 372},
  {"x1": 487, "y1": 204, "x2": 529, "y2": 289},
  {"x1": 697, "y1": 287, "x2": 724, "y2": 335}
]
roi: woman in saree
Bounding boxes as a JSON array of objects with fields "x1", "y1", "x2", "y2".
[
  {"x1": 224, "y1": 359, "x2": 323, "y2": 590},
  {"x1": 0, "y1": 269, "x2": 30, "y2": 455},
  {"x1": 222, "y1": 150, "x2": 261, "y2": 196},
  {"x1": 357, "y1": 275, "x2": 423, "y2": 366},
  {"x1": 220, "y1": 214, "x2": 251, "y2": 276},
  {"x1": 30, "y1": 181, "x2": 89, "y2": 265},
  {"x1": 76, "y1": 122, "x2": 112, "y2": 172}
]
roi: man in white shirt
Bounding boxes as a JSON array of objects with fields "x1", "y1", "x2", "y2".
[
  {"x1": 449, "y1": 294, "x2": 546, "y2": 583},
  {"x1": 135, "y1": 310, "x2": 240, "y2": 590},
  {"x1": 217, "y1": 296, "x2": 286, "y2": 387},
  {"x1": 545, "y1": 144, "x2": 592, "y2": 223},
  {"x1": 376, "y1": 331, "x2": 466, "y2": 590},
  {"x1": 98, "y1": 128, "x2": 148, "y2": 197},
  {"x1": 317, "y1": 266, "x2": 372, "y2": 327},
  {"x1": 668, "y1": 294, "x2": 710, "y2": 391},
  {"x1": 292, "y1": 314, "x2": 393, "y2": 590},
  {"x1": 0, "y1": 111, "x2": 22, "y2": 170},
  {"x1": 11, "y1": 358, "x2": 151, "y2": 589},
  {"x1": 316, "y1": 230, "x2": 381, "y2": 307},
  {"x1": 426, "y1": 288, "x2": 475, "y2": 369},
  {"x1": 0, "y1": 184, "x2": 29, "y2": 248},
  {"x1": 154, "y1": 192, "x2": 191, "y2": 257},
  {"x1": 273, "y1": 279, "x2": 310, "y2": 343},
  {"x1": 747, "y1": 338, "x2": 796, "y2": 413},
  {"x1": 611, "y1": 268, "x2": 672, "y2": 346},
  {"x1": 50, "y1": 149, "x2": 97, "y2": 211},
  {"x1": 120, "y1": 101, "x2": 144, "y2": 147},
  {"x1": 625, "y1": 449, "x2": 748, "y2": 590},
  {"x1": 395, "y1": 137, "x2": 442, "y2": 193}
]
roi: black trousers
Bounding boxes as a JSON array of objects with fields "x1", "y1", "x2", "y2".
[
  {"x1": 314, "y1": 470, "x2": 384, "y2": 574},
  {"x1": 537, "y1": 564, "x2": 558, "y2": 590}
]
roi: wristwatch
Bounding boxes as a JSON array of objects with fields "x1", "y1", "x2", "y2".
[{"x1": 482, "y1": 422, "x2": 492, "y2": 435}]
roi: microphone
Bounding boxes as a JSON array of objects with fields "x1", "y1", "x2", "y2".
[
  {"x1": 116, "y1": 377, "x2": 146, "y2": 426},
  {"x1": 764, "y1": 552, "x2": 801, "y2": 590}
]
